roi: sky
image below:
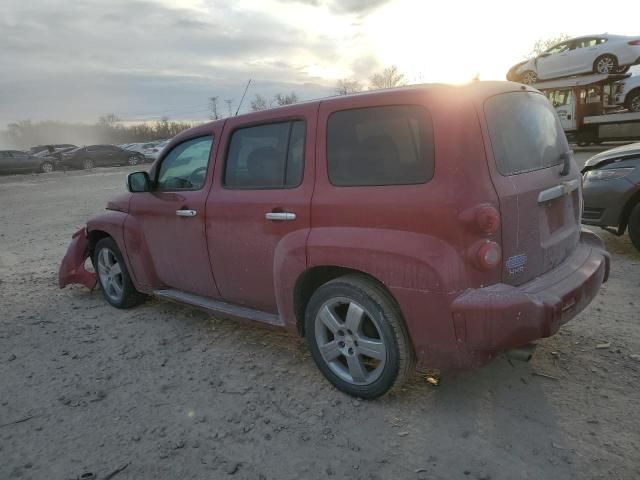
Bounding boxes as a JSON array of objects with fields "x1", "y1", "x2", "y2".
[{"x1": 1, "y1": 0, "x2": 639, "y2": 125}]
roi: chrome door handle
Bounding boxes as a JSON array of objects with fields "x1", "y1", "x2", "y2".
[
  {"x1": 265, "y1": 212, "x2": 296, "y2": 221},
  {"x1": 176, "y1": 209, "x2": 197, "y2": 217}
]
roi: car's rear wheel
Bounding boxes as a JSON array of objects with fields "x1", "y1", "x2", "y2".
[
  {"x1": 305, "y1": 274, "x2": 414, "y2": 399},
  {"x1": 40, "y1": 161, "x2": 54, "y2": 173},
  {"x1": 626, "y1": 90, "x2": 640, "y2": 113},
  {"x1": 628, "y1": 203, "x2": 640, "y2": 252},
  {"x1": 521, "y1": 70, "x2": 537, "y2": 84},
  {"x1": 94, "y1": 237, "x2": 146, "y2": 309},
  {"x1": 594, "y1": 54, "x2": 617, "y2": 74},
  {"x1": 128, "y1": 155, "x2": 139, "y2": 166},
  {"x1": 82, "y1": 158, "x2": 94, "y2": 169}
]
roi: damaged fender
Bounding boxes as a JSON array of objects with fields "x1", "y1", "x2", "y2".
[{"x1": 58, "y1": 227, "x2": 97, "y2": 290}]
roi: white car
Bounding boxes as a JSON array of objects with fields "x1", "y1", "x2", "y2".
[
  {"x1": 507, "y1": 34, "x2": 640, "y2": 84},
  {"x1": 614, "y1": 75, "x2": 640, "y2": 112}
]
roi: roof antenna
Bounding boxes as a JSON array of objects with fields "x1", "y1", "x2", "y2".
[{"x1": 235, "y1": 79, "x2": 252, "y2": 116}]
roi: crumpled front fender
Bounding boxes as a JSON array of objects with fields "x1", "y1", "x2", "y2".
[{"x1": 58, "y1": 227, "x2": 97, "y2": 290}]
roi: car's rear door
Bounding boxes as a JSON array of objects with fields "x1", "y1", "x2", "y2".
[
  {"x1": 481, "y1": 91, "x2": 582, "y2": 286},
  {"x1": 205, "y1": 104, "x2": 317, "y2": 313}
]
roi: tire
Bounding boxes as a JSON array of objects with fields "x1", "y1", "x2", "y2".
[
  {"x1": 93, "y1": 237, "x2": 146, "y2": 309},
  {"x1": 626, "y1": 90, "x2": 640, "y2": 113},
  {"x1": 593, "y1": 54, "x2": 617, "y2": 74},
  {"x1": 128, "y1": 155, "x2": 139, "y2": 166},
  {"x1": 82, "y1": 158, "x2": 95, "y2": 170},
  {"x1": 40, "y1": 161, "x2": 54, "y2": 173},
  {"x1": 305, "y1": 274, "x2": 415, "y2": 399},
  {"x1": 628, "y1": 202, "x2": 640, "y2": 252},
  {"x1": 520, "y1": 70, "x2": 537, "y2": 84},
  {"x1": 616, "y1": 65, "x2": 630, "y2": 74}
]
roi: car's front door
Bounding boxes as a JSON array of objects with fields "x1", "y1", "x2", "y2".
[
  {"x1": 125, "y1": 129, "x2": 222, "y2": 298},
  {"x1": 537, "y1": 41, "x2": 573, "y2": 78},
  {"x1": 206, "y1": 105, "x2": 317, "y2": 313}
]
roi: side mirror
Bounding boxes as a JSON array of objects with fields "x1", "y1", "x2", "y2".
[{"x1": 127, "y1": 171, "x2": 151, "y2": 193}]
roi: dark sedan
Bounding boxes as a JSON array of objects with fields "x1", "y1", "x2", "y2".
[
  {"x1": 582, "y1": 142, "x2": 640, "y2": 250},
  {"x1": 0, "y1": 150, "x2": 57, "y2": 174},
  {"x1": 59, "y1": 145, "x2": 146, "y2": 170}
]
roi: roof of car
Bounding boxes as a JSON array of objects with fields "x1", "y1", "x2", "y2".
[{"x1": 172, "y1": 81, "x2": 536, "y2": 144}]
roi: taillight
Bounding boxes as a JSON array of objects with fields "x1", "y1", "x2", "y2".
[
  {"x1": 474, "y1": 205, "x2": 500, "y2": 235},
  {"x1": 476, "y1": 241, "x2": 502, "y2": 270},
  {"x1": 628, "y1": 40, "x2": 640, "y2": 45}
]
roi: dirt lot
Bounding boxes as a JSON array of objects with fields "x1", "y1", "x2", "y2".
[{"x1": 1, "y1": 162, "x2": 639, "y2": 480}]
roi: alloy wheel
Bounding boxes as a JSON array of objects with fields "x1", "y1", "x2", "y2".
[
  {"x1": 128, "y1": 155, "x2": 138, "y2": 166},
  {"x1": 314, "y1": 297, "x2": 387, "y2": 386},
  {"x1": 596, "y1": 57, "x2": 615, "y2": 73},
  {"x1": 522, "y1": 71, "x2": 537, "y2": 84},
  {"x1": 41, "y1": 162, "x2": 53, "y2": 173},
  {"x1": 631, "y1": 96, "x2": 640, "y2": 113},
  {"x1": 83, "y1": 158, "x2": 94, "y2": 169},
  {"x1": 97, "y1": 248, "x2": 124, "y2": 303}
]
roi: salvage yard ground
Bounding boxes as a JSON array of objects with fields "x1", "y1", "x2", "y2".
[{"x1": 1, "y1": 159, "x2": 639, "y2": 480}]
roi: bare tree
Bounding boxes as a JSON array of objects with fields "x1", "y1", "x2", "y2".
[
  {"x1": 528, "y1": 34, "x2": 570, "y2": 58},
  {"x1": 98, "y1": 113, "x2": 121, "y2": 127},
  {"x1": 209, "y1": 96, "x2": 221, "y2": 120},
  {"x1": 272, "y1": 92, "x2": 298, "y2": 106},
  {"x1": 335, "y1": 79, "x2": 363, "y2": 95},
  {"x1": 250, "y1": 94, "x2": 268, "y2": 111},
  {"x1": 369, "y1": 65, "x2": 406, "y2": 90},
  {"x1": 225, "y1": 99, "x2": 234, "y2": 117}
]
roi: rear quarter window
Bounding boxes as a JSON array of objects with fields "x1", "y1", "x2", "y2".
[
  {"x1": 484, "y1": 92, "x2": 568, "y2": 176},
  {"x1": 327, "y1": 105, "x2": 434, "y2": 186}
]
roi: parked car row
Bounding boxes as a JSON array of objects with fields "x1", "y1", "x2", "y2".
[
  {"x1": 121, "y1": 139, "x2": 170, "y2": 161},
  {"x1": 0, "y1": 143, "x2": 151, "y2": 175}
]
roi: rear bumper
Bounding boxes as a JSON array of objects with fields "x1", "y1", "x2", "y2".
[
  {"x1": 450, "y1": 230, "x2": 609, "y2": 359},
  {"x1": 58, "y1": 227, "x2": 97, "y2": 290}
]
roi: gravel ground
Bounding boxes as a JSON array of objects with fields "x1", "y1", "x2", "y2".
[{"x1": 1, "y1": 164, "x2": 639, "y2": 480}]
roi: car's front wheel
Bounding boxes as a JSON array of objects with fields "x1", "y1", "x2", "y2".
[
  {"x1": 520, "y1": 70, "x2": 537, "y2": 84},
  {"x1": 82, "y1": 158, "x2": 94, "y2": 169},
  {"x1": 305, "y1": 274, "x2": 414, "y2": 399},
  {"x1": 628, "y1": 202, "x2": 640, "y2": 252},
  {"x1": 594, "y1": 54, "x2": 617, "y2": 74},
  {"x1": 94, "y1": 237, "x2": 146, "y2": 309},
  {"x1": 128, "y1": 155, "x2": 139, "y2": 166},
  {"x1": 40, "y1": 161, "x2": 54, "y2": 173},
  {"x1": 616, "y1": 65, "x2": 630, "y2": 74}
]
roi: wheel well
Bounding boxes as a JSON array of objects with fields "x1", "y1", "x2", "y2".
[
  {"x1": 87, "y1": 230, "x2": 111, "y2": 258},
  {"x1": 293, "y1": 266, "x2": 394, "y2": 337},
  {"x1": 625, "y1": 87, "x2": 640, "y2": 103},
  {"x1": 619, "y1": 189, "x2": 640, "y2": 233}
]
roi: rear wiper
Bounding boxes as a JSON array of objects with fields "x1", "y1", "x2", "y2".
[{"x1": 559, "y1": 150, "x2": 573, "y2": 177}]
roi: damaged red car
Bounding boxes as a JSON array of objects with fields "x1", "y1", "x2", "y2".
[{"x1": 59, "y1": 82, "x2": 610, "y2": 398}]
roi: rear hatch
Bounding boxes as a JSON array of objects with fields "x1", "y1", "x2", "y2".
[{"x1": 483, "y1": 91, "x2": 581, "y2": 286}]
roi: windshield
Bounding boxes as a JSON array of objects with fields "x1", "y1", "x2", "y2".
[{"x1": 484, "y1": 92, "x2": 568, "y2": 176}]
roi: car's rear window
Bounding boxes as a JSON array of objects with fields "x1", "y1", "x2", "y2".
[{"x1": 484, "y1": 92, "x2": 568, "y2": 176}]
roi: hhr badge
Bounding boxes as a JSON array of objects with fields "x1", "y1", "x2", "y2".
[{"x1": 506, "y1": 253, "x2": 527, "y2": 275}]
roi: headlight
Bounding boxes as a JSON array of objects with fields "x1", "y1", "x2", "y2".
[{"x1": 584, "y1": 167, "x2": 635, "y2": 182}]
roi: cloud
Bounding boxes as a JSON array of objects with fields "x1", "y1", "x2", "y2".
[
  {"x1": 0, "y1": 0, "x2": 343, "y2": 124},
  {"x1": 278, "y1": 0, "x2": 391, "y2": 14}
]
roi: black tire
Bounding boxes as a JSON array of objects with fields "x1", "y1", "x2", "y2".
[
  {"x1": 82, "y1": 158, "x2": 94, "y2": 170},
  {"x1": 93, "y1": 237, "x2": 146, "y2": 309},
  {"x1": 520, "y1": 70, "x2": 537, "y2": 84},
  {"x1": 626, "y1": 90, "x2": 640, "y2": 113},
  {"x1": 628, "y1": 202, "x2": 640, "y2": 252},
  {"x1": 593, "y1": 54, "x2": 617, "y2": 74},
  {"x1": 616, "y1": 65, "x2": 630, "y2": 74},
  {"x1": 40, "y1": 161, "x2": 54, "y2": 173},
  {"x1": 304, "y1": 274, "x2": 415, "y2": 399}
]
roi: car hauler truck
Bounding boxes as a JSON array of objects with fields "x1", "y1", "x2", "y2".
[{"x1": 533, "y1": 73, "x2": 640, "y2": 145}]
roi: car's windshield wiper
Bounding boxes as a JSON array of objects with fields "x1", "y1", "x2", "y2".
[{"x1": 559, "y1": 150, "x2": 573, "y2": 176}]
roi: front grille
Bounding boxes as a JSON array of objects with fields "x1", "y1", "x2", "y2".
[{"x1": 582, "y1": 207, "x2": 604, "y2": 221}]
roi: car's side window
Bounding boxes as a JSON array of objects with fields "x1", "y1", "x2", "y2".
[
  {"x1": 547, "y1": 43, "x2": 569, "y2": 54},
  {"x1": 327, "y1": 105, "x2": 434, "y2": 187},
  {"x1": 156, "y1": 136, "x2": 213, "y2": 191},
  {"x1": 224, "y1": 120, "x2": 305, "y2": 189}
]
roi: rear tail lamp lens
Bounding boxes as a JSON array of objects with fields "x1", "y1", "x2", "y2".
[
  {"x1": 476, "y1": 241, "x2": 502, "y2": 270},
  {"x1": 628, "y1": 40, "x2": 640, "y2": 45}
]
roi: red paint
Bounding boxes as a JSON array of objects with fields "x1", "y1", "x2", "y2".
[
  {"x1": 58, "y1": 228, "x2": 97, "y2": 290},
  {"x1": 59, "y1": 82, "x2": 610, "y2": 370}
]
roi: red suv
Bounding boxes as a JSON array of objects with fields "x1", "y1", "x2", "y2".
[{"x1": 59, "y1": 82, "x2": 610, "y2": 398}]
